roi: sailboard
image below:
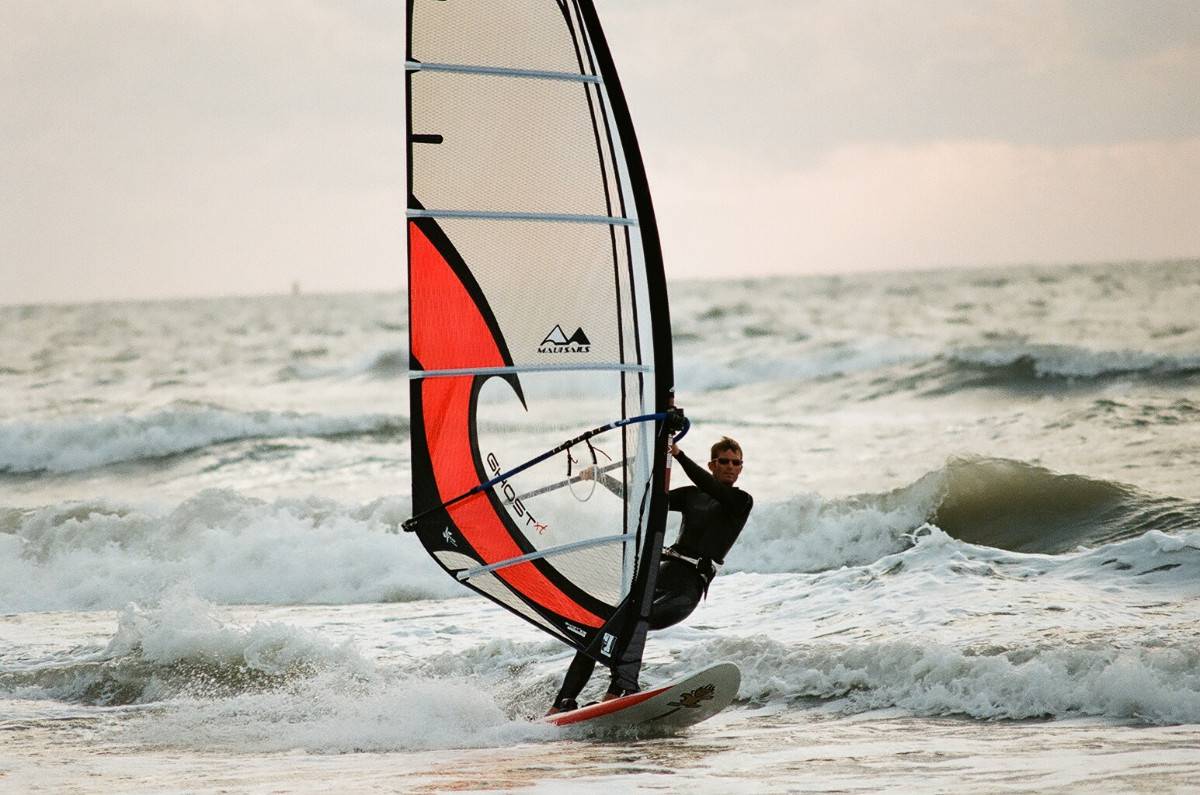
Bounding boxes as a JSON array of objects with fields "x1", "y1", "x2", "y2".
[
  {"x1": 403, "y1": 0, "x2": 688, "y2": 699},
  {"x1": 545, "y1": 662, "x2": 740, "y2": 732}
]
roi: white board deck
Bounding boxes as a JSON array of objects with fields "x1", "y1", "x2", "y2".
[{"x1": 544, "y1": 662, "x2": 740, "y2": 732}]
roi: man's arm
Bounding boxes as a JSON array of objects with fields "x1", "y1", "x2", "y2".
[
  {"x1": 671, "y1": 448, "x2": 752, "y2": 516},
  {"x1": 579, "y1": 465, "x2": 624, "y2": 497}
]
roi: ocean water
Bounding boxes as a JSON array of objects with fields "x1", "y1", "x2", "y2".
[{"x1": 3, "y1": 260, "x2": 1200, "y2": 793}]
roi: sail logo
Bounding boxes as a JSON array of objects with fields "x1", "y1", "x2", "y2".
[
  {"x1": 601, "y1": 632, "x2": 615, "y2": 657},
  {"x1": 538, "y1": 325, "x2": 591, "y2": 354},
  {"x1": 486, "y1": 452, "x2": 549, "y2": 534}
]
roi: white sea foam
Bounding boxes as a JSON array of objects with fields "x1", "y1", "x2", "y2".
[
  {"x1": 0, "y1": 490, "x2": 458, "y2": 612},
  {"x1": 723, "y1": 489, "x2": 933, "y2": 574},
  {"x1": 0, "y1": 404, "x2": 406, "y2": 474},
  {"x1": 672, "y1": 634, "x2": 1200, "y2": 726},
  {"x1": 0, "y1": 482, "x2": 933, "y2": 614},
  {"x1": 121, "y1": 669, "x2": 552, "y2": 753},
  {"x1": 9, "y1": 590, "x2": 549, "y2": 752},
  {"x1": 100, "y1": 589, "x2": 371, "y2": 678},
  {"x1": 107, "y1": 592, "x2": 549, "y2": 752}
]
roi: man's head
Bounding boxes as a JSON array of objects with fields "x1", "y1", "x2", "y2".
[{"x1": 707, "y1": 436, "x2": 744, "y2": 486}]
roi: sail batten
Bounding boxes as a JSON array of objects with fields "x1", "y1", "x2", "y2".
[
  {"x1": 457, "y1": 532, "x2": 635, "y2": 581},
  {"x1": 410, "y1": 363, "x2": 652, "y2": 380},
  {"x1": 407, "y1": 209, "x2": 636, "y2": 225},
  {"x1": 406, "y1": 0, "x2": 672, "y2": 672},
  {"x1": 405, "y1": 60, "x2": 603, "y2": 84}
]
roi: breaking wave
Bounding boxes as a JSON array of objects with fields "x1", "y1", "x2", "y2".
[
  {"x1": 679, "y1": 634, "x2": 1200, "y2": 726},
  {"x1": 0, "y1": 589, "x2": 370, "y2": 706},
  {"x1": 5, "y1": 458, "x2": 1197, "y2": 613},
  {"x1": 0, "y1": 490, "x2": 456, "y2": 612},
  {"x1": 726, "y1": 457, "x2": 1200, "y2": 574},
  {"x1": 928, "y1": 457, "x2": 1200, "y2": 554},
  {"x1": 1, "y1": 591, "x2": 549, "y2": 752}
]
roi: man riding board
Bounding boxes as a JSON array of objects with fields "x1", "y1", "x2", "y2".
[{"x1": 547, "y1": 435, "x2": 753, "y2": 714}]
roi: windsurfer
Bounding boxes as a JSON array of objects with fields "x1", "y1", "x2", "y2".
[{"x1": 546, "y1": 436, "x2": 754, "y2": 714}]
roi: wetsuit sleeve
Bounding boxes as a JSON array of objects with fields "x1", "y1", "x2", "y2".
[
  {"x1": 668, "y1": 486, "x2": 690, "y2": 511},
  {"x1": 673, "y1": 450, "x2": 752, "y2": 518}
]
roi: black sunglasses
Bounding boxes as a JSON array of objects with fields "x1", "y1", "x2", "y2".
[{"x1": 711, "y1": 457, "x2": 743, "y2": 466}]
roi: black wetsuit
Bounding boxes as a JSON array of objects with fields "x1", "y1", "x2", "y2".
[{"x1": 551, "y1": 450, "x2": 753, "y2": 709}]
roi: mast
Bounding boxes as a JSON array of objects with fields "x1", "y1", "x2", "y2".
[{"x1": 574, "y1": 0, "x2": 674, "y2": 681}]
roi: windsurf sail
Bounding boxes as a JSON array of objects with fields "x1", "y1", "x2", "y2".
[{"x1": 404, "y1": 0, "x2": 674, "y2": 678}]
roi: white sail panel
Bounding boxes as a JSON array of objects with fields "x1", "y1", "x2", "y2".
[
  {"x1": 426, "y1": 218, "x2": 633, "y2": 368},
  {"x1": 410, "y1": 0, "x2": 596, "y2": 76},
  {"x1": 410, "y1": 73, "x2": 618, "y2": 217}
]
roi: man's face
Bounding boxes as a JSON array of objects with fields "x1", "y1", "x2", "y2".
[{"x1": 708, "y1": 449, "x2": 743, "y2": 485}]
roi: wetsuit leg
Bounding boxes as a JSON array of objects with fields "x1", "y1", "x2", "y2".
[
  {"x1": 648, "y1": 587, "x2": 701, "y2": 630},
  {"x1": 606, "y1": 561, "x2": 705, "y2": 693},
  {"x1": 552, "y1": 650, "x2": 596, "y2": 709},
  {"x1": 648, "y1": 560, "x2": 704, "y2": 629}
]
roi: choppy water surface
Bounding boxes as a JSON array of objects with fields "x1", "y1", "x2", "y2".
[{"x1": 3, "y1": 260, "x2": 1200, "y2": 792}]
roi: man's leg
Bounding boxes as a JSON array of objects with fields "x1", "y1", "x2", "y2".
[
  {"x1": 605, "y1": 574, "x2": 703, "y2": 698},
  {"x1": 548, "y1": 650, "x2": 596, "y2": 714}
]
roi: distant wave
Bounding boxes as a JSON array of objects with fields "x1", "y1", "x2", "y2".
[
  {"x1": 272, "y1": 339, "x2": 1200, "y2": 396},
  {"x1": 676, "y1": 340, "x2": 1200, "y2": 399},
  {"x1": 279, "y1": 346, "x2": 409, "y2": 381},
  {"x1": 923, "y1": 344, "x2": 1200, "y2": 394},
  {"x1": 0, "y1": 403, "x2": 408, "y2": 474},
  {"x1": 0, "y1": 490, "x2": 456, "y2": 612},
  {"x1": 675, "y1": 335, "x2": 934, "y2": 392}
]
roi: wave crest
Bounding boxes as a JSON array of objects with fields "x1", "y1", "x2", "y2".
[
  {"x1": 930, "y1": 457, "x2": 1200, "y2": 554},
  {"x1": 725, "y1": 457, "x2": 1200, "y2": 575},
  {"x1": 0, "y1": 490, "x2": 457, "y2": 612},
  {"x1": 0, "y1": 403, "x2": 408, "y2": 474}
]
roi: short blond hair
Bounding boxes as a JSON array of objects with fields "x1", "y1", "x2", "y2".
[{"x1": 710, "y1": 436, "x2": 742, "y2": 460}]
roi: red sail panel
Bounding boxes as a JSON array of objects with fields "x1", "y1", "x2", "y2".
[{"x1": 410, "y1": 221, "x2": 603, "y2": 628}]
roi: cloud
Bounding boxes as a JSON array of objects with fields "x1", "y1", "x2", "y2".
[
  {"x1": 653, "y1": 137, "x2": 1200, "y2": 276},
  {"x1": 607, "y1": 0, "x2": 1200, "y2": 156},
  {"x1": 1, "y1": 1, "x2": 1198, "y2": 303},
  {"x1": 0, "y1": 1, "x2": 407, "y2": 303}
]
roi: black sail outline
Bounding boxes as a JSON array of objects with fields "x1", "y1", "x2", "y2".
[
  {"x1": 574, "y1": 0, "x2": 674, "y2": 680},
  {"x1": 404, "y1": 0, "x2": 674, "y2": 675}
]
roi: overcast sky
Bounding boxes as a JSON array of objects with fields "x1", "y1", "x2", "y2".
[{"x1": 2, "y1": 0, "x2": 1198, "y2": 305}]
